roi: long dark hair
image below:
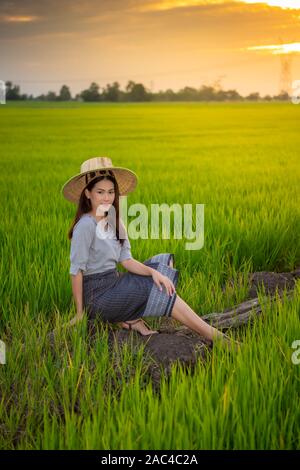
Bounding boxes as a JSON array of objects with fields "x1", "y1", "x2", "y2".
[{"x1": 68, "y1": 174, "x2": 125, "y2": 246}]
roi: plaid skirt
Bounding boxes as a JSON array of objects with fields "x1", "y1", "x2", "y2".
[{"x1": 83, "y1": 253, "x2": 179, "y2": 323}]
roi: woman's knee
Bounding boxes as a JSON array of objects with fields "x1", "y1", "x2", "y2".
[{"x1": 169, "y1": 293, "x2": 181, "y2": 317}]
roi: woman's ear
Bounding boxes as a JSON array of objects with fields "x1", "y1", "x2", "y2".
[{"x1": 84, "y1": 188, "x2": 90, "y2": 199}]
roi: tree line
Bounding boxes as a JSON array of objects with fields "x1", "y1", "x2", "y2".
[{"x1": 3, "y1": 80, "x2": 290, "y2": 102}]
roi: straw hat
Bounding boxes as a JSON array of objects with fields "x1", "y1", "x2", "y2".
[{"x1": 61, "y1": 156, "x2": 138, "y2": 204}]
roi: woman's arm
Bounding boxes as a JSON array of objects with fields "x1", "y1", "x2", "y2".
[
  {"x1": 120, "y1": 258, "x2": 154, "y2": 276},
  {"x1": 120, "y1": 258, "x2": 176, "y2": 296},
  {"x1": 71, "y1": 271, "x2": 84, "y2": 313},
  {"x1": 69, "y1": 271, "x2": 85, "y2": 325}
]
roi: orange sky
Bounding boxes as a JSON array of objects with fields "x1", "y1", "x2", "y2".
[{"x1": 1, "y1": 0, "x2": 300, "y2": 97}]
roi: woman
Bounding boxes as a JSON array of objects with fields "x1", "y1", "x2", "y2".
[{"x1": 62, "y1": 156, "x2": 241, "y2": 349}]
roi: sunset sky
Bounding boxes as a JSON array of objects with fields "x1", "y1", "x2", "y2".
[{"x1": 1, "y1": 0, "x2": 300, "y2": 97}]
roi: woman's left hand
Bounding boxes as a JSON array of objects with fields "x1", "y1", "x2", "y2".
[
  {"x1": 151, "y1": 270, "x2": 176, "y2": 296},
  {"x1": 69, "y1": 311, "x2": 85, "y2": 326}
]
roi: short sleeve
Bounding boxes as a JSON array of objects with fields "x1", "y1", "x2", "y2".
[
  {"x1": 118, "y1": 220, "x2": 133, "y2": 263},
  {"x1": 118, "y1": 237, "x2": 133, "y2": 262},
  {"x1": 70, "y1": 218, "x2": 95, "y2": 275}
]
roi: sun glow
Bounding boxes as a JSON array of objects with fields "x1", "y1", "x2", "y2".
[
  {"x1": 243, "y1": 1, "x2": 300, "y2": 9},
  {"x1": 2, "y1": 15, "x2": 39, "y2": 22},
  {"x1": 140, "y1": 1, "x2": 300, "y2": 12},
  {"x1": 247, "y1": 42, "x2": 300, "y2": 54}
]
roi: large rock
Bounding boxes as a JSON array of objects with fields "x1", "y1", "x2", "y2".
[{"x1": 247, "y1": 267, "x2": 300, "y2": 298}]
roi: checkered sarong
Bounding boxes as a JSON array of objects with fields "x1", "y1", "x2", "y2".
[{"x1": 83, "y1": 253, "x2": 179, "y2": 323}]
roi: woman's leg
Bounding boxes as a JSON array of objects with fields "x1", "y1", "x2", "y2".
[
  {"x1": 170, "y1": 294, "x2": 240, "y2": 347},
  {"x1": 168, "y1": 257, "x2": 239, "y2": 346}
]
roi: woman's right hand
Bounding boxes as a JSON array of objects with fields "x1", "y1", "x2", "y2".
[
  {"x1": 151, "y1": 270, "x2": 176, "y2": 296},
  {"x1": 69, "y1": 311, "x2": 85, "y2": 326}
]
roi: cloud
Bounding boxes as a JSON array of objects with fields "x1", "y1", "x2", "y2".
[
  {"x1": 248, "y1": 41, "x2": 300, "y2": 54},
  {"x1": 243, "y1": 1, "x2": 300, "y2": 9},
  {"x1": 136, "y1": 0, "x2": 227, "y2": 12},
  {"x1": 0, "y1": 15, "x2": 40, "y2": 22},
  {"x1": 134, "y1": 0, "x2": 300, "y2": 12},
  {"x1": 0, "y1": 0, "x2": 297, "y2": 54}
]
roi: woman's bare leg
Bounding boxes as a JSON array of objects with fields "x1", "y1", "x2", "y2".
[
  {"x1": 170, "y1": 294, "x2": 239, "y2": 347},
  {"x1": 169, "y1": 256, "x2": 239, "y2": 347}
]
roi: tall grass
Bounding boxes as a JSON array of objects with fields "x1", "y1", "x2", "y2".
[{"x1": 0, "y1": 101, "x2": 299, "y2": 449}]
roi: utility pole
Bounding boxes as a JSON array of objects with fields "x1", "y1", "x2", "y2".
[
  {"x1": 278, "y1": 36, "x2": 293, "y2": 96},
  {"x1": 279, "y1": 54, "x2": 293, "y2": 96}
]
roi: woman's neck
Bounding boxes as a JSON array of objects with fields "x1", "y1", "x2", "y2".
[{"x1": 87, "y1": 211, "x2": 107, "y2": 223}]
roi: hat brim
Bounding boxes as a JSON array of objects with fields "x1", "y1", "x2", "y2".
[{"x1": 61, "y1": 166, "x2": 138, "y2": 204}]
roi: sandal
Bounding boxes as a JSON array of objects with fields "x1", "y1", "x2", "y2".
[{"x1": 121, "y1": 318, "x2": 159, "y2": 336}]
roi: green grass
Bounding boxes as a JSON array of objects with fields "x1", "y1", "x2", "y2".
[{"x1": 0, "y1": 101, "x2": 299, "y2": 449}]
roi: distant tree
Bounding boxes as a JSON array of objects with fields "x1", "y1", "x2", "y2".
[
  {"x1": 80, "y1": 82, "x2": 101, "y2": 101},
  {"x1": 5, "y1": 81, "x2": 22, "y2": 100},
  {"x1": 273, "y1": 91, "x2": 289, "y2": 101},
  {"x1": 74, "y1": 93, "x2": 83, "y2": 102},
  {"x1": 102, "y1": 81, "x2": 121, "y2": 101},
  {"x1": 154, "y1": 88, "x2": 176, "y2": 101},
  {"x1": 4, "y1": 77, "x2": 280, "y2": 103},
  {"x1": 198, "y1": 85, "x2": 217, "y2": 101},
  {"x1": 58, "y1": 84, "x2": 72, "y2": 101},
  {"x1": 125, "y1": 81, "x2": 135, "y2": 93},
  {"x1": 46, "y1": 91, "x2": 57, "y2": 101},
  {"x1": 223, "y1": 89, "x2": 242, "y2": 101},
  {"x1": 177, "y1": 86, "x2": 199, "y2": 101},
  {"x1": 125, "y1": 81, "x2": 151, "y2": 101},
  {"x1": 164, "y1": 88, "x2": 176, "y2": 100},
  {"x1": 245, "y1": 92, "x2": 261, "y2": 101}
]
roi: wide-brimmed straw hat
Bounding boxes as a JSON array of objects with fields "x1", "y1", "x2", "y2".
[{"x1": 61, "y1": 156, "x2": 138, "y2": 204}]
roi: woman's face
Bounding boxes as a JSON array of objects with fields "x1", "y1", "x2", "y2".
[{"x1": 85, "y1": 178, "x2": 115, "y2": 215}]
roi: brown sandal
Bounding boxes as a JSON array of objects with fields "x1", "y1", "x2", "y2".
[{"x1": 122, "y1": 318, "x2": 159, "y2": 336}]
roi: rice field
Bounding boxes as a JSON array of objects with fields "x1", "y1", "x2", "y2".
[{"x1": 0, "y1": 101, "x2": 299, "y2": 450}]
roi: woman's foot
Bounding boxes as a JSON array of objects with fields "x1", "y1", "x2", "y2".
[
  {"x1": 118, "y1": 319, "x2": 159, "y2": 336},
  {"x1": 213, "y1": 332, "x2": 242, "y2": 351}
]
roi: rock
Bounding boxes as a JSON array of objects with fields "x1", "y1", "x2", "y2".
[{"x1": 247, "y1": 270, "x2": 298, "y2": 298}]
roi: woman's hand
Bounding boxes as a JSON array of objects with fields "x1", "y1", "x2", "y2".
[
  {"x1": 151, "y1": 270, "x2": 176, "y2": 296},
  {"x1": 69, "y1": 311, "x2": 85, "y2": 326}
]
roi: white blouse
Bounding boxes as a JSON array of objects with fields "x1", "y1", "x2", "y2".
[{"x1": 70, "y1": 214, "x2": 132, "y2": 276}]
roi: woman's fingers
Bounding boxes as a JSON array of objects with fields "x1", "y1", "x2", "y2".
[
  {"x1": 153, "y1": 279, "x2": 163, "y2": 291},
  {"x1": 69, "y1": 314, "x2": 84, "y2": 326},
  {"x1": 165, "y1": 277, "x2": 176, "y2": 295},
  {"x1": 153, "y1": 274, "x2": 176, "y2": 296},
  {"x1": 162, "y1": 278, "x2": 176, "y2": 296},
  {"x1": 155, "y1": 278, "x2": 168, "y2": 294}
]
